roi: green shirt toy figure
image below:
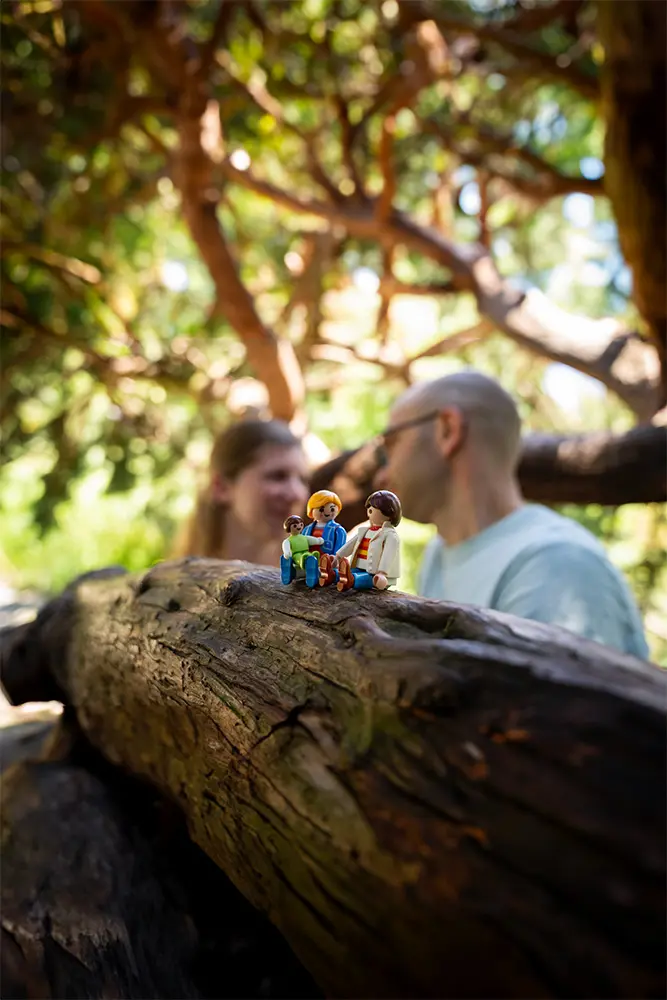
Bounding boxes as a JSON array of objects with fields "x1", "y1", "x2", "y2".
[{"x1": 281, "y1": 515, "x2": 324, "y2": 580}]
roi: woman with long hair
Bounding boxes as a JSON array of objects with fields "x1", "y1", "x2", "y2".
[{"x1": 175, "y1": 419, "x2": 309, "y2": 566}]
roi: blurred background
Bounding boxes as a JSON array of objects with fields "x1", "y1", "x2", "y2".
[{"x1": 1, "y1": 0, "x2": 666, "y2": 660}]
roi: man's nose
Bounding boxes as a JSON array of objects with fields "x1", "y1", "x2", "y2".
[{"x1": 373, "y1": 464, "x2": 389, "y2": 490}]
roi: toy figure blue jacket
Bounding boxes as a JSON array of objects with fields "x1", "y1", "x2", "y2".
[{"x1": 302, "y1": 520, "x2": 346, "y2": 555}]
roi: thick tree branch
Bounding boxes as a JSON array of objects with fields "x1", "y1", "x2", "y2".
[
  {"x1": 377, "y1": 116, "x2": 397, "y2": 222},
  {"x1": 596, "y1": 0, "x2": 667, "y2": 407},
  {"x1": 222, "y1": 161, "x2": 660, "y2": 417},
  {"x1": 195, "y1": 0, "x2": 235, "y2": 80},
  {"x1": 517, "y1": 424, "x2": 667, "y2": 504},
  {"x1": 420, "y1": 115, "x2": 605, "y2": 199},
  {"x1": 177, "y1": 117, "x2": 304, "y2": 419},
  {"x1": 502, "y1": 0, "x2": 585, "y2": 35},
  {"x1": 312, "y1": 424, "x2": 667, "y2": 529},
  {"x1": 415, "y1": 4, "x2": 599, "y2": 101}
]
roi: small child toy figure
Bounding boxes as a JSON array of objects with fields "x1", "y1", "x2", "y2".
[
  {"x1": 280, "y1": 514, "x2": 324, "y2": 584},
  {"x1": 301, "y1": 490, "x2": 347, "y2": 588},
  {"x1": 322, "y1": 490, "x2": 401, "y2": 592}
]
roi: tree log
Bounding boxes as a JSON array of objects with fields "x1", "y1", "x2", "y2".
[
  {"x1": 0, "y1": 708, "x2": 321, "y2": 1000},
  {"x1": 2, "y1": 561, "x2": 665, "y2": 999}
]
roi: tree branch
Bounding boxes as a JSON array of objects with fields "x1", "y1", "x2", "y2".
[
  {"x1": 177, "y1": 108, "x2": 304, "y2": 420},
  {"x1": 376, "y1": 116, "x2": 397, "y2": 222},
  {"x1": 409, "y1": 320, "x2": 494, "y2": 361},
  {"x1": 195, "y1": 0, "x2": 235, "y2": 80},
  {"x1": 312, "y1": 424, "x2": 667, "y2": 525},
  {"x1": 0, "y1": 243, "x2": 102, "y2": 284},
  {"x1": 420, "y1": 115, "x2": 604, "y2": 199},
  {"x1": 421, "y1": 5, "x2": 599, "y2": 101},
  {"x1": 517, "y1": 424, "x2": 667, "y2": 505},
  {"x1": 501, "y1": 0, "x2": 585, "y2": 34},
  {"x1": 221, "y1": 161, "x2": 661, "y2": 418}
]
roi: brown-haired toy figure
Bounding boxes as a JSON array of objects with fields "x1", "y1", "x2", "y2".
[
  {"x1": 321, "y1": 490, "x2": 402, "y2": 592},
  {"x1": 280, "y1": 514, "x2": 325, "y2": 585}
]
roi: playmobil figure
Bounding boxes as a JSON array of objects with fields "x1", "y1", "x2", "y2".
[
  {"x1": 321, "y1": 490, "x2": 401, "y2": 592},
  {"x1": 301, "y1": 490, "x2": 347, "y2": 588},
  {"x1": 280, "y1": 514, "x2": 324, "y2": 584}
]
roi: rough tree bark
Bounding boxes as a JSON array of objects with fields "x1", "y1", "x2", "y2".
[
  {"x1": 0, "y1": 705, "x2": 320, "y2": 1000},
  {"x1": 2, "y1": 562, "x2": 665, "y2": 999}
]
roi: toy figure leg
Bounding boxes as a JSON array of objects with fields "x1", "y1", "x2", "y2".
[
  {"x1": 280, "y1": 555, "x2": 295, "y2": 585},
  {"x1": 318, "y1": 553, "x2": 336, "y2": 587},
  {"x1": 304, "y1": 553, "x2": 320, "y2": 588},
  {"x1": 336, "y1": 557, "x2": 354, "y2": 592},
  {"x1": 351, "y1": 570, "x2": 374, "y2": 590}
]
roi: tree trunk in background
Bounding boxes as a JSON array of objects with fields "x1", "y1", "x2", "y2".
[
  {"x1": 2, "y1": 562, "x2": 665, "y2": 999},
  {"x1": 597, "y1": 0, "x2": 667, "y2": 407},
  {"x1": 310, "y1": 424, "x2": 667, "y2": 531}
]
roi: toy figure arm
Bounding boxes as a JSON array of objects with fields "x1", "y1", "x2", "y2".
[
  {"x1": 377, "y1": 529, "x2": 399, "y2": 577},
  {"x1": 281, "y1": 538, "x2": 291, "y2": 558},
  {"x1": 308, "y1": 536, "x2": 324, "y2": 547},
  {"x1": 335, "y1": 529, "x2": 358, "y2": 561},
  {"x1": 334, "y1": 524, "x2": 348, "y2": 552}
]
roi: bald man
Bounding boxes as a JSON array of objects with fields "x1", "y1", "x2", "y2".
[{"x1": 375, "y1": 370, "x2": 649, "y2": 658}]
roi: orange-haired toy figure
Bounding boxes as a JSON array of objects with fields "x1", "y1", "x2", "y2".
[{"x1": 280, "y1": 490, "x2": 346, "y2": 587}]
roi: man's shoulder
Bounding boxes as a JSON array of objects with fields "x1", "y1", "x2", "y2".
[
  {"x1": 494, "y1": 505, "x2": 606, "y2": 558},
  {"x1": 499, "y1": 535, "x2": 621, "y2": 601}
]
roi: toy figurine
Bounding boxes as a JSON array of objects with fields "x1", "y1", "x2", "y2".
[
  {"x1": 302, "y1": 490, "x2": 347, "y2": 587},
  {"x1": 321, "y1": 490, "x2": 401, "y2": 592},
  {"x1": 280, "y1": 491, "x2": 346, "y2": 587},
  {"x1": 280, "y1": 514, "x2": 324, "y2": 584}
]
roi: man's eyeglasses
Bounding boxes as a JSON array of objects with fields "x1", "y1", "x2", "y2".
[{"x1": 373, "y1": 410, "x2": 440, "y2": 467}]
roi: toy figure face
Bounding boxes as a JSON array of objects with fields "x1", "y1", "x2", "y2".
[
  {"x1": 366, "y1": 504, "x2": 388, "y2": 527},
  {"x1": 314, "y1": 502, "x2": 338, "y2": 522},
  {"x1": 289, "y1": 520, "x2": 304, "y2": 535}
]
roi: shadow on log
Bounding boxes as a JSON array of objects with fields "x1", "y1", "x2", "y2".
[{"x1": 1, "y1": 560, "x2": 666, "y2": 998}]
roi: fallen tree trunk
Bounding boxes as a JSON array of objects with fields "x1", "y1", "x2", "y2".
[
  {"x1": 0, "y1": 706, "x2": 320, "y2": 1000},
  {"x1": 2, "y1": 561, "x2": 665, "y2": 999}
]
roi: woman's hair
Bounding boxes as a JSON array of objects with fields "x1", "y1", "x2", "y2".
[
  {"x1": 306, "y1": 490, "x2": 342, "y2": 519},
  {"x1": 366, "y1": 490, "x2": 402, "y2": 526},
  {"x1": 284, "y1": 514, "x2": 304, "y2": 532},
  {"x1": 175, "y1": 419, "x2": 302, "y2": 558}
]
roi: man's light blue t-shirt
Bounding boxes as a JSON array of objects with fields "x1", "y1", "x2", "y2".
[{"x1": 417, "y1": 504, "x2": 649, "y2": 659}]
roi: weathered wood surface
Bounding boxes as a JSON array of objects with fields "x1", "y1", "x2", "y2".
[
  {"x1": 0, "y1": 710, "x2": 320, "y2": 1000},
  {"x1": 2, "y1": 560, "x2": 666, "y2": 998},
  {"x1": 0, "y1": 721, "x2": 202, "y2": 1000}
]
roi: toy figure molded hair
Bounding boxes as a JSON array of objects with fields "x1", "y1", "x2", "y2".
[
  {"x1": 307, "y1": 490, "x2": 342, "y2": 518},
  {"x1": 366, "y1": 490, "x2": 402, "y2": 526}
]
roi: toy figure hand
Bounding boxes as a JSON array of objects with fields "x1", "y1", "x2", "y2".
[{"x1": 373, "y1": 572, "x2": 389, "y2": 590}]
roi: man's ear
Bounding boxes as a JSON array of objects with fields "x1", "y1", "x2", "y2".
[
  {"x1": 434, "y1": 406, "x2": 466, "y2": 458},
  {"x1": 211, "y1": 473, "x2": 231, "y2": 503}
]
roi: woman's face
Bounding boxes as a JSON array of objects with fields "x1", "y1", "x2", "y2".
[{"x1": 218, "y1": 445, "x2": 309, "y2": 539}]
